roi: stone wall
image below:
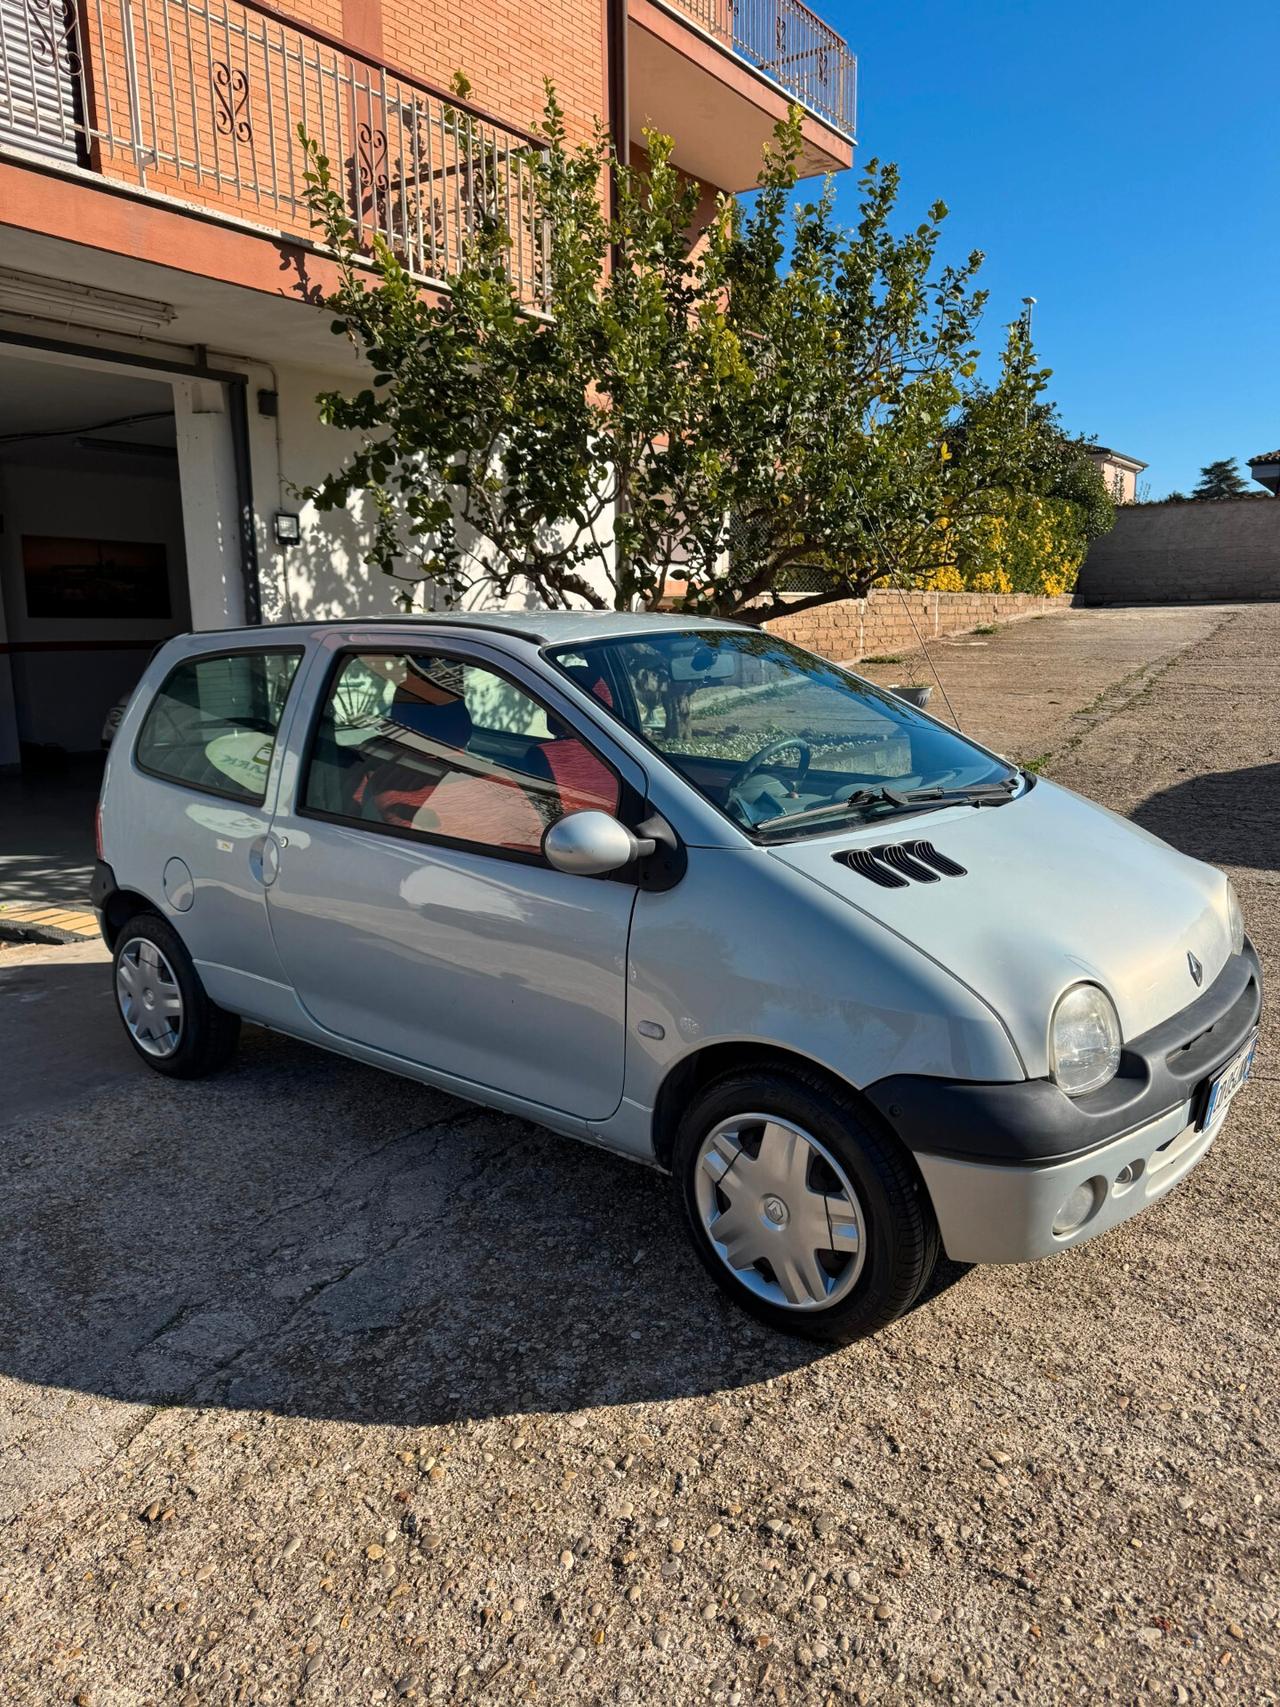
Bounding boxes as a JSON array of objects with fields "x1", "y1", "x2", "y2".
[
  {"x1": 1076, "y1": 498, "x2": 1280, "y2": 604},
  {"x1": 766, "y1": 590, "x2": 1070, "y2": 663}
]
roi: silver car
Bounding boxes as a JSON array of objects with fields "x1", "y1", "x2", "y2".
[{"x1": 93, "y1": 613, "x2": 1261, "y2": 1341}]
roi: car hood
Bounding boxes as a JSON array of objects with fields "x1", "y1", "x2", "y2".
[{"x1": 768, "y1": 777, "x2": 1232, "y2": 1077}]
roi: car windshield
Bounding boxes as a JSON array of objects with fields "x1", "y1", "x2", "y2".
[{"x1": 548, "y1": 629, "x2": 1017, "y2": 841}]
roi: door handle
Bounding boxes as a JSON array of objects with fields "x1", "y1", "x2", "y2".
[{"x1": 249, "y1": 833, "x2": 281, "y2": 887}]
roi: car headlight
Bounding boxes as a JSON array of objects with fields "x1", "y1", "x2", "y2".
[
  {"x1": 1050, "y1": 983, "x2": 1122, "y2": 1097},
  {"x1": 1226, "y1": 881, "x2": 1245, "y2": 957}
]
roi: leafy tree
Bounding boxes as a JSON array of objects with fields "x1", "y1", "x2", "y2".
[
  {"x1": 300, "y1": 94, "x2": 1106, "y2": 617},
  {"x1": 298, "y1": 92, "x2": 744, "y2": 611},
  {"x1": 674, "y1": 140, "x2": 1017, "y2": 618},
  {"x1": 1192, "y1": 458, "x2": 1248, "y2": 500}
]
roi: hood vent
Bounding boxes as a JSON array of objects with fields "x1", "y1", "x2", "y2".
[{"x1": 838, "y1": 839, "x2": 967, "y2": 889}]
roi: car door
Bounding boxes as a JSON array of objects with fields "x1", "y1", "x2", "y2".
[{"x1": 263, "y1": 634, "x2": 646, "y2": 1122}]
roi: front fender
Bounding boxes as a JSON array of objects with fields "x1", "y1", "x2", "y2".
[{"x1": 622, "y1": 848, "x2": 1024, "y2": 1123}]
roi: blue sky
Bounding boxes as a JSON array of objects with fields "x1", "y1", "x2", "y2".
[{"x1": 818, "y1": 0, "x2": 1278, "y2": 497}]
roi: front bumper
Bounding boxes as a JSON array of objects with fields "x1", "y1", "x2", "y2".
[
  {"x1": 863, "y1": 941, "x2": 1261, "y2": 1264},
  {"x1": 915, "y1": 1096, "x2": 1229, "y2": 1263}
]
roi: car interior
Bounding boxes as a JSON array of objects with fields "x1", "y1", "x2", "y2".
[
  {"x1": 555, "y1": 641, "x2": 924, "y2": 831},
  {"x1": 304, "y1": 653, "x2": 619, "y2": 853},
  {"x1": 134, "y1": 652, "x2": 300, "y2": 802}
]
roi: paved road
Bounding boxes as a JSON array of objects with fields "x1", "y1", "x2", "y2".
[
  {"x1": 0, "y1": 755, "x2": 101, "y2": 908},
  {"x1": 1, "y1": 602, "x2": 1276, "y2": 1705}
]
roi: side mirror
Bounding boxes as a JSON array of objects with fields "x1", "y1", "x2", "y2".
[{"x1": 543, "y1": 810, "x2": 654, "y2": 877}]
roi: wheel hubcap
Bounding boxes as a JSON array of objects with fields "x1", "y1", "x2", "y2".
[
  {"x1": 694, "y1": 1113, "x2": 867, "y2": 1311},
  {"x1": 116, "y1": 938, "x2": 183, "y2": 1058}
]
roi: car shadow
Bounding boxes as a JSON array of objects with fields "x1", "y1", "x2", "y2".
[
  {"x1": 3, "y1": 956, "x2": 949, "y2": 1426},
  {"x1": 1130, "y1": 761, "x2": 1280, "y2": 873}
]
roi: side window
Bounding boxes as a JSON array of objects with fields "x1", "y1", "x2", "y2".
[
  {"x1": 304, "y1": 651, "x2": 620, "y2": 856},
  {"x1": 135, "y1": 650, "x2": 301, "y2": 803}
]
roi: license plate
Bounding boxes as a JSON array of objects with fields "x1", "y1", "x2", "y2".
[{"x1": 1199, "y1": 1030, "x2": 1259, "y2": 1131}]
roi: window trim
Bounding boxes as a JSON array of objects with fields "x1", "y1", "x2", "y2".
[
  {"x1": 132, "y1": 644, "x2": 305, "y2": 807},
  {"x1": 294, "y1": 642, "x2": 636, "y2": 872}
]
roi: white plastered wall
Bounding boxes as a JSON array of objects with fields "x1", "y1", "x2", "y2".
[
  {"x1": 251, "y1": 359, "x2": 617, "y2": 621},
  {"x1": 172, "y1": 379, "x2": 246, "y2": 629}
]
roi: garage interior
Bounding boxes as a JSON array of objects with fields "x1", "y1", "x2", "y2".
[{"x1": 0, "y1": 347, "x2": 193, "y2": 904}]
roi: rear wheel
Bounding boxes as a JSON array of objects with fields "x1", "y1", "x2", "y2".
[
  {"x1": 674, "y1": 1066, "x2": 938, "y2": 1343},
  {"x1": 113, "y1": 912, "x2": 240, "y2": 1079}
]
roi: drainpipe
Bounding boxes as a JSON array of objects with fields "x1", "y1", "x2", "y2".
[
  {"x1": 607, "y1": 0, "x2": 631, "y2": 602},
  {"x1": 227, "y1": 382, "x2": 262, "y2": 625},
  {"x1": 607, "y1": 0, "x2": 630, "y2": 228}
]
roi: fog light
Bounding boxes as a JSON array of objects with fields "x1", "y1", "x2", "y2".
[
  {"x1": 1053, "y1": 1178, "x2": 1103, "y2": 1236},
  {"x1": 1113, "y1": 1159, "x2": 1144, "y2": 1192}
]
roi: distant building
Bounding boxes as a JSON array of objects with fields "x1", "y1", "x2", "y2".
[
  {"x1": 1249, "y1": 451, "x2": 1280, "y2": 496},
  {"x1": 1086, "y1": 446, "x2": 1148, "y2": 505}
]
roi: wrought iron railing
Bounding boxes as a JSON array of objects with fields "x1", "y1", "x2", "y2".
[
  {"x1": 0, "y1": 0, "x2": 550, "y2": 301},
  {"x1": 665, "y1": 0, "x2": 856, "y2": 137}
]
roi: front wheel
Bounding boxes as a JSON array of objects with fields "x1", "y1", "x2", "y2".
[
  {"x1": 673, "y1": 1067, "x2": 938, "y2": 1343},
  {"x1": 113, "y1": 912, "x2": 240, "y2": 1079}
]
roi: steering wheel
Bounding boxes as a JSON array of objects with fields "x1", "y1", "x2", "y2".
[{"x1": 728, "y1": 736, "x2": 813, "y2": 797}]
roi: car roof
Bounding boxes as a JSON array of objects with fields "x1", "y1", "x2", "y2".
[{"x1": 194, "y1": 609, "x2": 753, "y2": 649}]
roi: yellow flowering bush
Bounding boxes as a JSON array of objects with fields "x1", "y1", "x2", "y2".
[{"x1": 902, "y1": 492, "x2": 1087, "y2": 598}]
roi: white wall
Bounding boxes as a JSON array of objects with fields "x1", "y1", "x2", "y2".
[
  {"x1": 234, "y1": 359, "x2": 408, "y2": 625},
  {"x1": 173, "y1": 380, "x2": 245, "y2": 629},
  {"x1": 248, "y1": 359, "x2": 616, "y2": 623},
  {"x1": 0, "y1": 455, "x2": 191, "y2": 752},
  {"x1": 0, "y1": 343, "x2": 613, "y2": 738}
]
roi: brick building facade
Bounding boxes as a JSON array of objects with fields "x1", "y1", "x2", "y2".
[{"x1": 0, "y1": 0, "x2": 855, "y2": 765}]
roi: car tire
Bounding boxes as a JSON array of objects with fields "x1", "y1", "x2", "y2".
[
  {"x1": 112, "y1": 912, "x2": 241, "y2": 1079},
  {"x1": 673, "y1": 1066, "x2": 939, "y2": 1343}
]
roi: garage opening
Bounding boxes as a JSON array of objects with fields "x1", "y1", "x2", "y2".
[{"x1": 0, "y1": 349, "x2": 193, "y2": 903}]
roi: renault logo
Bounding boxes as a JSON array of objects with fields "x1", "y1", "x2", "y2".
[{"x1": 1188, "y1": 951, "x2": 1204, "y2": 987}]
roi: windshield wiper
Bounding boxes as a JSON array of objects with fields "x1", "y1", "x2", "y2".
[
  {"x1": 893, "y1": 778, "x2": 1020, "y2": 809},
  {"x1": 754, "y1": 786, "x2": 907, "y2": 836},
  {"x1": 754, "y1": 777, "x2": 1018, "y2": 838}
]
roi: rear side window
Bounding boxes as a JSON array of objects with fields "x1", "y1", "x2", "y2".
[
  {"x1": 303, "y1": 650, "x2": 620, "y2": 857},
  {"x1": 135, "y1": 649, "x2": 302, "y2": 803}
]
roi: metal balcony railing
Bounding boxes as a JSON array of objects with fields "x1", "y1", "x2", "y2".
[
  {"x1": 665, "y1": 0, "x2": 856, "y2": 137},
  {"x1": 0, "y1": 0, "x2": 550, "y2": 302}
]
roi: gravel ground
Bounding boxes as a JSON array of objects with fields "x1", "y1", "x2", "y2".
[{"x1": 1, "y1": 602, "x2": 1276, "y2": 1706}]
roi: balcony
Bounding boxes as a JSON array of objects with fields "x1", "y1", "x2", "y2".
[
  {"x1": 0, "y1": 0, "x2": 549, "y2": 302},
  {"x1": 668, "y1": 0, "x2": 854, "y2": 134},
  {"x1": 628, "y1": 0, "x2": 855, "y2": 191}
]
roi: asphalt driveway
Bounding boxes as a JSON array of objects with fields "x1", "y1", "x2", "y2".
[{"x1": 1, "y1": 601, "x2": 1276, "y2": 1705}]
